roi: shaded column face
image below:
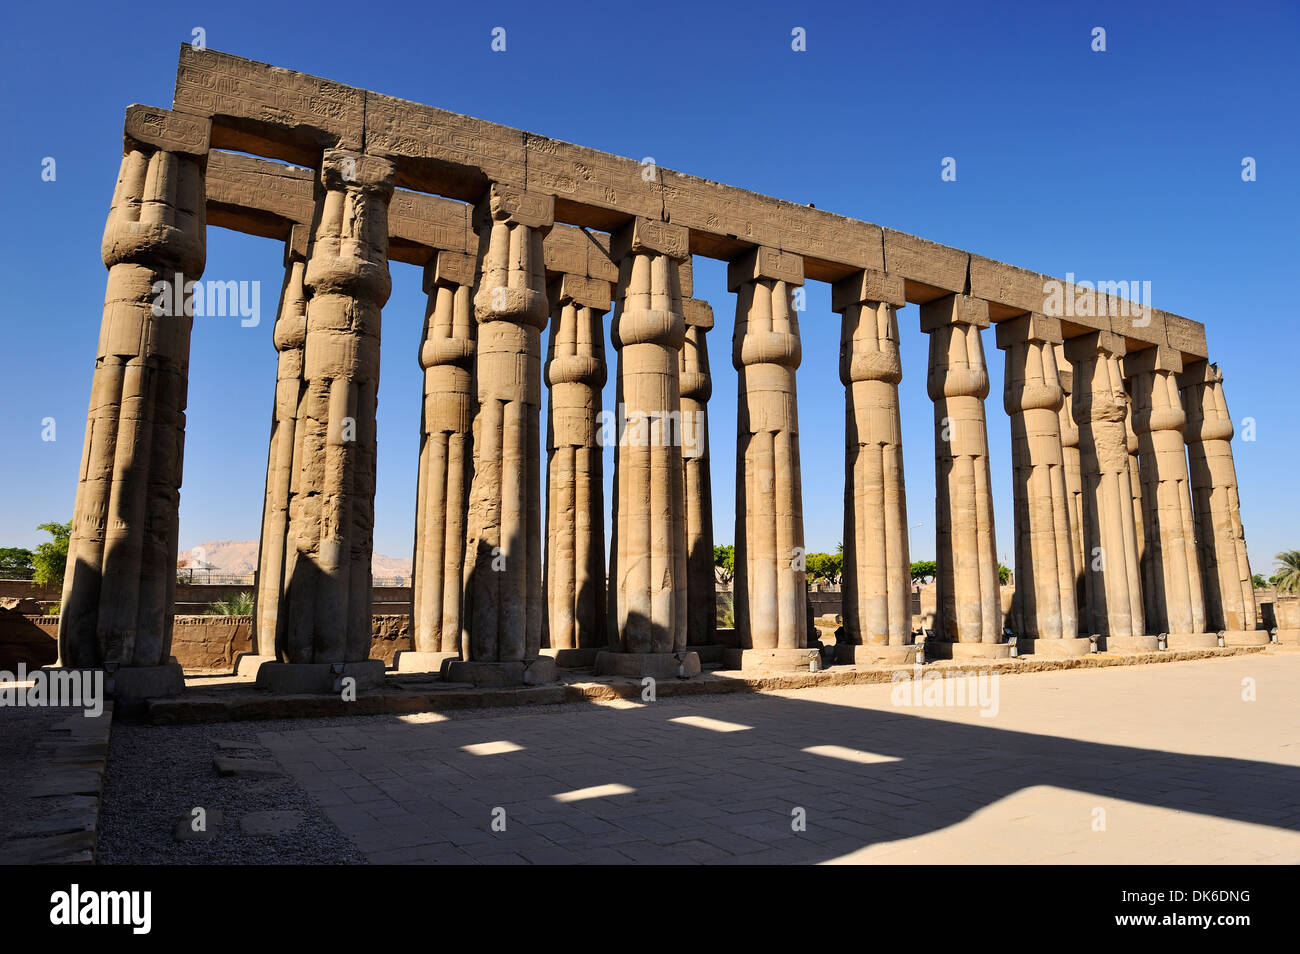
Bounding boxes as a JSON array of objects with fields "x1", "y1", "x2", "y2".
[
  {"x1": 254, "y1": 231, "x2": 310, "y2": 657},
  {"x1": 544, "y1": 275, "x2": 610, "y2": 652},
  {"x1": 278, "y1": 150, "x2": 395, "y2": 665},
  {"x1": 608, "y1": 218, "x2": 690, "y2": 655},
  {"x1": 463, "y1": 186, "x2": 554, "y2": 663},
  {"x1": 1128, "y1": 348, "x2": 1207, "y2": 636},
  {"x1": 833, "y1": 271, "x2": 911, "y2": 648},
  {"x1": 412, "y1": 252, "x2": 478, "y2": 656},
  {"x1": 997, "y1": 315, "x2": 1078, "y2": 641},
  {"x1": 59, "y1": 108, "x2": 210, "y2": 670},
  {"x1": 1054, "y1": 351, "x2": 1088, "y2": 631},
  {"x1": 679, "y1": 300, "x2": 716, "y2": 646},
  {"x1": 1065, "y1": 332, "x2": 1145, "y2": 639},
  {"x1": 731, "y1": 248, "x2": 807, "y2": 652},
  {"x1": 921, "y1": 295, "x2": 1000, "y2": 644},
  {"x1": 1180, "y1": 362, "x2": 1256, "y2": 632}
]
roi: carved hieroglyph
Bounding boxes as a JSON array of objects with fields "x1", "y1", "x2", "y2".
[
  {"x1": 1127, "y1": 347, "x2": 1207, "y2": 637},
  {"x1": 544, "y1": 274, "x2": 610, "y2": 652},
  {"x1": 731, "y1": 248, "x2": 808, "y2": 652},
  {"x1": 998, "y1": 315, "x2": 1078, "y2": 640},
  {"x1": 274, "y1": 151, "x2": 394, "y2": 664},
  {"x1": 834, "y1": 271, "x2": 912, "y2": 648},
  {"x1": 411, "y1": 251, "x2": 477, "y2": 656},
  {"x1": 1065, "y1": 332, "x2": 1145, "y2": 640},
  {"x1": 1180, "y1": 362, "x2": 1256, "y2": 633},
  {"x1": 607, "y1": 218, "x2": 690, "y2": 655},
  {"x1": 60, "y1": 108, "x2": 210, "y2": 669},
  {"x1": 922, "y1": 295, "x2": 1001, "y2": 644},
  {"x1": 462, "y1": 187, "x2": 553, "y2": 663},
  {"x1": 680, "y1": 299, "x2": 716, "y2": 646}
]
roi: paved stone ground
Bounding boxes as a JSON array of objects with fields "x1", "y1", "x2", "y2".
[{"x1": 234, "y1": 650, "x2": 1299, "y2": 864}]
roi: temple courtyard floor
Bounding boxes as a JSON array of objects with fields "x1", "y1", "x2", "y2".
[{"x1": 88, "y1": 648, "x2": 1300, "y2": 864}]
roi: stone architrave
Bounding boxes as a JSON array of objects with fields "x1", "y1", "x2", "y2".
[
  {"x1": 403, "y1": 250, "x2": 478, "y2": 673},
  {"x1": 456, "y1": 185, "x2": 558, "y2": 687},
  {"x1": 997, "y1": 315, "x2": 1087, "y2": 656},
  {"x1": 1054, "y1": 346, "x2": 1088, "y2": 631},
  {"x1": 599, "y1": 218, "x2": 700, "y2": 679},
  {"x1": 1179, "y1": 361, "x2": 1263, "y2": 644},
  {"x1": 680, "y1": 298, "x2": 717, "y2": 649},
  {"x1": 255, "y1": 150, "x2": 395, "y2": 692},
  {"x1": 543, "y1": 273, "x2": 611, "y2": 667},
  {"x1": 920, "y1": 295, "x2": 1007, "y2": 659},
  {"x1": 832, "y1": 270, "x2": 915, "y2": 665},
  {"x1": 1064, "y1": 332, "x2": 1154, "y2": 652},
  {"x1": 58, "y1": 107, "x2": 211, "y2": 700},
  {"x1": 728, "y1": 247, "x2": 813, "y2": 672}
]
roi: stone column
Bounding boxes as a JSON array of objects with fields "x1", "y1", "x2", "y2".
[
  {"x1": 680, "y1": 298, "x2": 717, "y2": 649},
  {"x1": 728, "y1": 247, "x2": 813, "y2": 672},
  {"x1": 257, "y1": 150, "x2": 395, "y2": 693},
  {"x1": 1054, "y1": 348, "x2": 1088, "y2": 632},
  {"x1": 401, "y1": 251, "x2": 478, "y2": 673},
  {"x1": 457, "y1": 186, "x2": 557, "y2": 686},
  {"x1": 1124, "y1": 401, "x2": 1147, "y2": 579},
  {"x1": 832, "y1": 270, "x2": 915, "y2": 665},
  {"x1": 542, "y1": 273, "x2": 611, "y2": 668},
  {"x1": 1126, "y1": 346, "x2": 1213, "y2": 648},
  {"x1": 1179, "y1": 361, "x2": 1264, "y2": 644},
  {"x1": 1064, "y1": 332, "x2": 1154, "y2": 651},
  {"x1": 599, "y1": 218, "x2": 700, "y2": 679},
  {"x1": 920, "y1": 295, "x2": 1007, "y2": 658},
  {"x1": 252, "y1": 226, "x2": 310, "y2": 667},
  {"x1": 58, "y1": 107, "x2": 210, "y2": 700},
  {"x1": 997, "y1": 315, "x2": 1087, "y2": 655}
]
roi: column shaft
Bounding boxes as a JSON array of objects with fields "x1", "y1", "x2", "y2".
[
  {"x1": 1055, "y1": 353, "x2": 1088, "y2": 631},
  {"x1": 680, "y1": 300, "x2": 716, "y2": 646}
]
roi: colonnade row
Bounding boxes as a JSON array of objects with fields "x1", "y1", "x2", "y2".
[{"x1": 58, "y1": 123, "x2": 1262, "y2": 692}]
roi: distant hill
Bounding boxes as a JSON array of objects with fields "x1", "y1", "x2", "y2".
[{"x1": 180, "y1": 540, "x2": 412, "y2": 580}]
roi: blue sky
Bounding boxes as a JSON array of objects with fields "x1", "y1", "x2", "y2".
[{"x1": 1, "y1": 0, "x2": 1296, "y2": 579}]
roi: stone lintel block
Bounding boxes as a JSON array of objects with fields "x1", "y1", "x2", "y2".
[
  {"x1": 969, "y1": 256, "x2": 1045, "y2": 315},
  {"x1": 831, "y1": 269, "x2": 905, "y2": 312},
  {"x1": 550, "y1": 273, "x2": 613, "y2": 311},
  {"x1": 124, "y1": 105, "x2": 211, "y2": 158},
  {"x1": 389, "y1": 190, "x2": 472, "y2": 254},
  {"x1": 994, "y1": 312, "x2": 1063, "y2": 349},
  {"x1": 544, "y1": 225, "x2": 591, "y2": 278},
  {"x1": 1063, "y1": 329, "x2": 1127, "y2": 362},
  {"x1": 682, "y1": 298, "x2": 715, "y2": 330},
  {"x1": 1163, "y1": 311, "x2": 1210, "y2": 358},
  {"x1": 321, "y1": 150, "x2": 396, "y2": 192},
  {"x1": 205, "y1": 151, "x2": 316, "y2": 230},
  {"x1": 726, "y1": 246, "x2": 804, "y2": 292},
  {"x1": 679, "y1": 256, "x2": 694, "y2": 298},
  {"x1": 287, "y1": 224, "x2": 311, "y2": 264},
  {"x1": 1122, "y1": 344, "x2": 1183, "y2": 378},
  {"x1": 483, "y1": 184, "x2": 554, "y2": 230},
  {"x1": 1176, "y1": 359, "x2": 1220, "y2": 390},
  {"x1": 918, "y1": 293, "x2": 989, "y2": 332},
  {"x1": 883, "y1": 229, "x2": 969, "y2": 294},
  {"x1": 423, "y1": 250, "x2": 478, "y2": 293},
  {"x1": 610, "y1": 217, "x2": 689, "y2": 262}
]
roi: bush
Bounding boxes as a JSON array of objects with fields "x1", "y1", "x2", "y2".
[{"x1": 206, "y1": 591, "x2": 254, "y2": 616}]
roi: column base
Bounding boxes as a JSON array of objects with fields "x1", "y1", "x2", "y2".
[
  {"x1": 1099, "y1": 635, "x2": 1160, "y2": 653},
  {"x1": 1222, "y1": 629, "x2": 1270, "y2": 647},
  {"x1": 723, "y1": 647, "x2": 821, "y2": 672},
  {"x1": 393, "y1": 650, "x2": 460, "y2": 674},
  {"x1": 594, "y1": 651, "x2": 701, "y2": 679},
  {"x1": 1164, "y1": 632, "x2": 1220, "y2": 650},
  {"x1": 834, "y1": 644, "x2": 918, "y2": 666},
  {"x1": 1275, "y1": 629, "x2": 1300, "y2": 646},
  {"x1": 234, "y1": 653, "x2": 276, "y2": 678},
  {"x1": 924, "y1": 640, "x2": 1012, "y2": 660},
  {"x1": 1017, "y1": 637, "x2": 1092, "y2": 657},
  {"x1": 685, "y1": 644, "x2": 726, "y2": 664},
  {"x1": 538, "y1": 647, "x2": 601, "y2": 668},
  {"x1": 100, "y1": 662, "x2": 185, "y2": 701},
  {"x1": 440, "y1": 657, "x2": 557, "y2": 687},
  {"x1": 254, "y1": 660, "x2": 386, "y2": 694}
]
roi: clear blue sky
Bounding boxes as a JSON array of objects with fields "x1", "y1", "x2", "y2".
[{"x1": 1, "y1": 0, "x2": 1296, "y2": 580}]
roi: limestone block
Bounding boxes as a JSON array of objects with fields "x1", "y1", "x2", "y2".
[
  {"x1": 883, "y1": 230, "x2": 968, "y2": 296},
  {"x1": 831, "y1": 269, "x2": 905, "y2": 311}
]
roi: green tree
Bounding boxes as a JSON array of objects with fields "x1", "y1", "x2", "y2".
[
  {"x1": 805, "y1": 552, "x2": 842, "y2": 584},
  {"x1": 998, "y1": 563, "x2": 1012, "y2": 585},
  {"x1": 713, "y1": 544, "x2": 735, "y2": 584},
  {"x1": 0, "y1": 547, "x2": 35, "y2": 579},
  {"x1": 32, "y1": 522, "x2": 71, "y2": 587},
  {"x1": 1252, "y1": 573, "x2": 1268, "y2": 589},
  {"x1": 910, "y1": 560, "x2": 937, "y2": 584},
  {"x1": 207, "y1": 591, "x2": 254, "y2": 616},
  {"x1": 1272, "y1": 550, "x2": 1300, "y2": 595}
]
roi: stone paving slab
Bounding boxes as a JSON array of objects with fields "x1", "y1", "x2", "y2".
[{"x1": 240, "y1": 651, "x2": 1300, "y2": 864}]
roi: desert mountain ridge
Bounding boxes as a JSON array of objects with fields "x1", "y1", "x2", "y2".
[{"x1": 179, "y1": 540, "x2": 412, "y2": 579}]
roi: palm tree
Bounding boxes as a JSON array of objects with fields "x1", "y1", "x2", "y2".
[{"x1": 1272, "y1": 551, "x2": 1300, "y2": 595}]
